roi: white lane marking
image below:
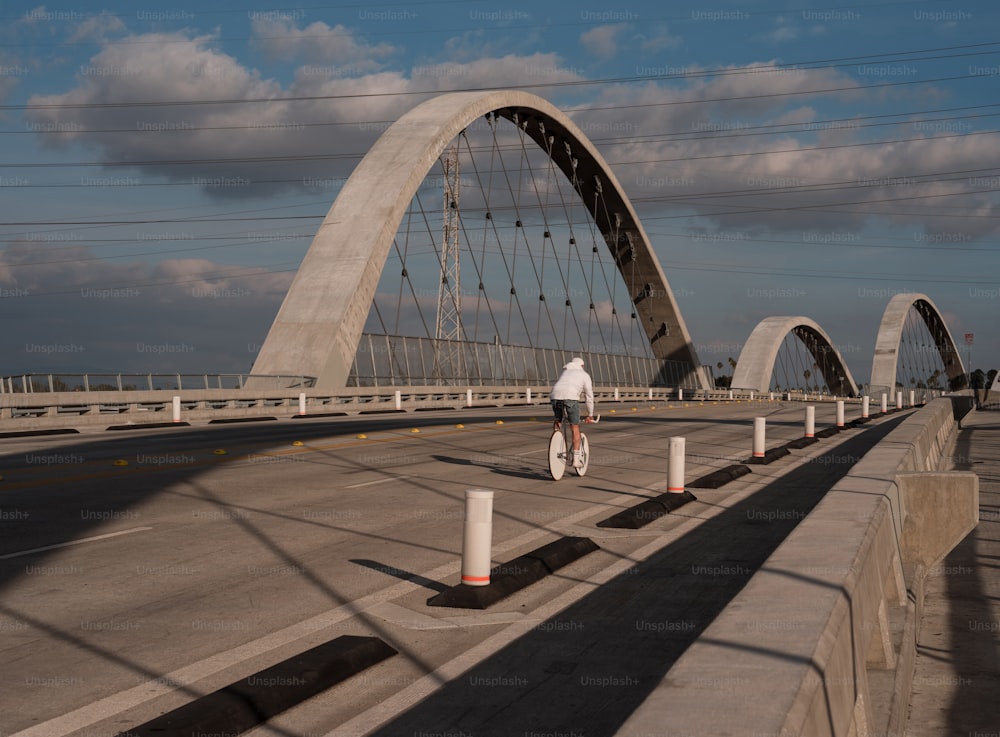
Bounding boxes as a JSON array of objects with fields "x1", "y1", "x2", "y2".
[
  {"x1": 345, "y1": 475, "x2": 414, "y2": 489},
  {"x1": 0, "y1": 527, "x2": 153, "y2": 560},
  {"x1": 323, "y1": 518, "x2": 706, "y2": 737},
  {"x1": 10, "y1": 497, "x2": 630, "y2": 737}
]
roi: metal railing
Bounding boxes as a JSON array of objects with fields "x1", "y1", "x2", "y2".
[
  {"x1": 349, "y1": 334, "x2": 707, "y2": 389},
  {"x1": 0, "y1": 373, "x2": 315, "y2": 394},
  {"x1": 0, "y1": 383, "x2": 879, "y2": 430}
]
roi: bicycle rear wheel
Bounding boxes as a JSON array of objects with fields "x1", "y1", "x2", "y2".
[{"x1": 548, "y1": 429, "x2": 568, "y2": 480}]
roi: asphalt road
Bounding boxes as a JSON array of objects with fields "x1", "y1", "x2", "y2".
[{"x1": 0, "y1": 399, "x2": 894, "y2": 737}]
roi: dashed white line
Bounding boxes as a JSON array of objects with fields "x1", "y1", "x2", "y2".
[
  {"x1": 0, "y1": 527, "x2": 153, "y2": 560},
  {"x1": 345, "y1": 475, "x2": 415, "y2": 489}
]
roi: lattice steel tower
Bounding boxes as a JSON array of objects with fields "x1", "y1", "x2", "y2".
[{"x1": 434, "y1": 141, "x2": 464, "y2": 381}]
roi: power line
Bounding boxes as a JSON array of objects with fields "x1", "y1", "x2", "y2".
[
  {"x1": 4, "y1": 120, "x2": 998, "y2": 173},
  {"x1": 0, "y1": 2, "x2": 977, "y2": 48},
  {"x1": 5, "y1": 41, "x2": 999, "y2": 111},
  {"x1": 6, "y1": 102, "x2": 1000, "y2": 151}
]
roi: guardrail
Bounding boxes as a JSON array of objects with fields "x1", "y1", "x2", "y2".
[
  {"x1": 2, "y1": 379, "x2": 950, "y2": 433},
  {"x1": 0, "y1": 384, "x2": 878, "y2": 432},
  {"x1": 0, "y1": 373, "x2": 314, "y2": 393}
]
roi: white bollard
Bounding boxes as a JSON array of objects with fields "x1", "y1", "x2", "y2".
[
  {"x1": 526, "y1": 387, "x2": 532, "y2": 404},
  {"x1": 750, "y1": 391, "x2": 755, "y2": 401},
  {"x1": 172, "y1": 396, "x2": 181, "y2": 423},
  {"x1": 728, "y1": 390, "x2": 734, "y2": 400},
  {"x1": 298, "y1": 392, "x2": 307, "y2": 416},
  {"x1": 881, "y1": 393, "x2": 888, "y2": 414},
  {"x1": 862, "y1": 396, "x2": 870, "y2": 419},
  {"x1": 909, "y1": 390, "x2": 915, "y2": 407},
  {"x1": 805, "y1": 405, "x2": 815, "y2": 438},
  {"x1": 836, "y1": 400, "x2": 845, "y2": 428},
  {"x1": 668, "y1": 437, "x2": 685, "y2": 493},
  {"x1": 678, "y1": 388, "x2": 683, "y2": 401},
  {"x1": 461, "y1": 489, "x2": 494, "y2": 587},
  {"x1": 466, "y1": 389, "x2": 473, "y2": 408},
  {"x1": 394, "y1": 390, "x2": 402, "y2": 411},
  {"x1": 769, "y1": 391, "x2": 774, "y2": 401},
  {"x1": 614, "y1": 387, "x2": 620, "y2": 401},
  {"x1": 896, "y1": 391, "x2": 903, "y2": 410},
  {"x1": 753, "y1": 417, "x2": 766, "y2": 459},
  {"x1": 649, "y1": 388, "x2": 653, "y2": 400}
]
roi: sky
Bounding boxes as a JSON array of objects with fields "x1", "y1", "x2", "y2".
[{"x1": 1, "y1": 0, "x2": 998, "y2": 385}]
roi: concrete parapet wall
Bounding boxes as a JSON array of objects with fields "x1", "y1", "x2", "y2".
[
  {"x1": 617, "y1": 397, "x2": 978, "y2": 737},
  {"x1": 0, "y1": 384, "x2": 854, "y2": 432}
]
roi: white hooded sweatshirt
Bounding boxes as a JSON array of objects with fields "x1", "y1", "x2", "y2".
[{"x1": 551, "y1": 359, "x2": 594, "y2": 417}]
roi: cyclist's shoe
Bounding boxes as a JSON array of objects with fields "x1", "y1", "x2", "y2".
[{"x1": 573, "y1": 450, "x2": 584, "y2": 468}]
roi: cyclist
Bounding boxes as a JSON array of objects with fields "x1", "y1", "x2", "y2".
[{"x1": 550, "y1": 357, "x2": 595, "y2": 468}]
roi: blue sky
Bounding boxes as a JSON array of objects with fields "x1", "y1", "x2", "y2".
[{"x1": 1, "y1": 0, "x2": 998, "y2": 385}]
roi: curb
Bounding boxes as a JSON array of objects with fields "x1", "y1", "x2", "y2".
[
  {"x1": 746, "y1": 447, "x2": 790, "y2": 465},
  {"x1": 0, "y1": 427, "x2": 80, "y2": 439},
  {"x1": 114, "y1": 635, "x2": 396, "y2": 737},
  {"x1": 427, "y1": 536, "x2": 600, "y2": 609},
  {"x1": 596, "y1": 490, "x2": 698, "y2": 529},
  {"x1": 784, "y1": 436, "x2": 819, "y2": 450},
  {"x1": 106, "y1": 422, "x2": 191, "y2": 431},
  {"x1": 689, "y1": 464, "x2": 752, "y2": 488},
  {"x1": 207, "y1": 417, "x2": 278, "y2": 424}
]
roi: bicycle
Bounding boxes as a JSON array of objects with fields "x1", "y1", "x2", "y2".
[{"x1": 548, "y1": 403, "x2": 599, "y2": 480}]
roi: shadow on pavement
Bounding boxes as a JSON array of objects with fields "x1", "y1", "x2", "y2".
[{"x1": 366, "y1": 416, "x2": 908, "y2": 737}]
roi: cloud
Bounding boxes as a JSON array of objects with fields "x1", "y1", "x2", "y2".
[
  {"x1": 66, "y1": 11, "x2": 126, "y2": 44},
  {"x1": 638, "y1": 26, "x2": 683, "y2": 54},
  {"x1": 24, "y1": 35, "x2": 586, "y2": 199},
  {"x1": 0, "y1": 241, "x2": 293, "y2": 373},
  {"x1": 754, "y1": 16, "x2": 801, "y2": 44},
  {"x1": 580, "y1": 24, "x2": 629, "y2": 60},
  {"x1": 553, "y1": 63, "x2": 1000, "y2": 246},
  {"x1": 0, "y1": 53, "x2": 28, "y2": 104},
  {"x1": 19, "y1": 6, "x2": 50, "y2": 24},
  {"x1": 250, "y1": 17, "x2": 395, "y2": 68},
  {"x1": 411, "y1": 52, "x2": 584, "y2": 92}
]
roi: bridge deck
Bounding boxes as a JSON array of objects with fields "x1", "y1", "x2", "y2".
[{"x1": 0, "y1": 400, "x2": 990, "y2": 736}]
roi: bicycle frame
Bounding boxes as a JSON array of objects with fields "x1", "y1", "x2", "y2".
[{"x1": 548, "y1": 403, "x2": 598, "y2": 480}]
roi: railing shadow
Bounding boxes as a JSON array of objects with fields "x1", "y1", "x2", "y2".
[{"x1": 931, "y1": 422, "x2": 1000, "y2": 734}]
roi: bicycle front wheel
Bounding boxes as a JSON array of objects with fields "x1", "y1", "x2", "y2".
[
  {"x1": 575, "y1": 433, "x2": 590, "y2": 476},
  {"x1": 548, "y1": 429, "x2": 568, "y2": 480}
]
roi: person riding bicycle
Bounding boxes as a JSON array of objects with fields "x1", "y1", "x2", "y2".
[{"x1": 550, "y1": 357, "x2": 595, "y2": 468}]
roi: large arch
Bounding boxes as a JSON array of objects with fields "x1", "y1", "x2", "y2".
[
  {"x1": 249, "y1": 90, "x2": 707, "y2": 390},
  {"x1": 730, "y1": 316, "x2": 859, "y2": 396},
  {"x1": 869, "y1": 293, "x2": 966, "y2": 392}
]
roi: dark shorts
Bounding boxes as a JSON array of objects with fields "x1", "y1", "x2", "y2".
[{"x1": 551, "y1": 398, "x2": 581, "y2": 425}]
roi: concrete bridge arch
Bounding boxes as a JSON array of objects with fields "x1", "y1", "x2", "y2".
[
  {"x1": 249, "y1": 90, "x2": 706, "y2": 390},
  {"x1": 731, "y1": 316, "x2": 859, "y2": 396},
  {"x1": 870, "y1": 293, "x2": 966, "y2": 392}
]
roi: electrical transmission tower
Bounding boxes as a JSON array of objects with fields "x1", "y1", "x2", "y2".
[{"x1": 434, "y1": 141, "x2": 464, "y2": 382}]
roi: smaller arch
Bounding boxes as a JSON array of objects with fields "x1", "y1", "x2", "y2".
[
  {"x1": 870, "y1": 293, "x2": 966, "y2": 393},
  {"x1": 731, "y1": 316, "x2": 860, "y2": 396}
]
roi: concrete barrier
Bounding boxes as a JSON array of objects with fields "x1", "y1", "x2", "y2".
[
  {"x1": 616, "y1": 397, "x2": 978, "y2": 737},
  {"x1": 1, "y1": 383, "x2": 890, "y2": 432},
  {"x1": 0, "y1": 385, "x2": 691, "y2": 432}
]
